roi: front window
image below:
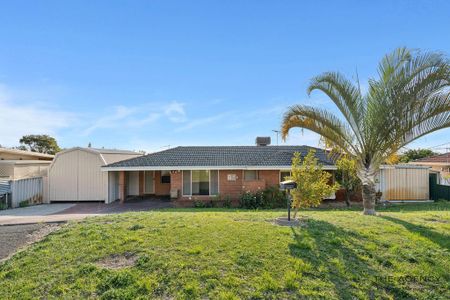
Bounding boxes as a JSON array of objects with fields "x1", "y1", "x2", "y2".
[
  {"x1": 244, "y1": 170, "x2": 258, "y2": 181},
  {"x1": 161, "y1": 170, "x2": 171, "y2": 184},
  {"x1": 280, "y1": 171, "x2": 291, "y2": 182},
  {"x1": 192, "y1": 170, "x2": 209, "y2": 195},
  {"x1": 182, "y1": 170, "x2": 219, "y2": 196}
]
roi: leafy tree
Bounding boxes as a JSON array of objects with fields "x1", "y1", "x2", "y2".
[
  {"x1": 289, "y1": 150, "x2": 339, "y2": 218},
  {"x1": 282, "y1": 47, "x2": 450, "y2": 215},
  {"x1": 19, "y1": 134, "x2": 61, "y2": 154},
  {"x1": 399, "y1": 148, "x2": 436, "y2": 163},
  {"x1": 335, "y1": 156, "x2": 361, "y2": 207}
]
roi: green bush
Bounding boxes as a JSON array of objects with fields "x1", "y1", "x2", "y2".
[
  {"x1": 262, "y1": 186, "x2": 288, "y2": 208},
  {"x1": 240, "y1": 186, "x2": 288, "y2": 209},
  {"x1": 193, "y1": 200, "x2": 206, "y2": 208},
  {"x1": 222, "y1": 195, "x2": 232, "y2": 208},
  {"x1": 19, "y1": 200, "x2": 29, "y2": 208}
]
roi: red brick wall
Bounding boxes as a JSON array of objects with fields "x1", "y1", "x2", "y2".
[
  {"x1": 219, "y1": 170, "x2": 244, "y2": 199},
  {"x1": 258, "y1": 170, "x2": 280, "y2": 187},
  {"x1": 139, "y1": 171, "x2": 144, "y2": 195},
  {"x1": 154, "y1": 171, "x2": 171, "y2": 196},
  {"x1": 171, "y1": 171, "x2": 182, "y2": 198},
  {"x1": 242, "y1": 179, "x2": 266, "y2": 192}
]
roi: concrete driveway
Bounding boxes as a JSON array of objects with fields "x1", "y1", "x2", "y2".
[
  {"x1": 0, "y1": 198, "x2": 173, "y2": 226},
  {"x1": 0, "y1": 224, "x2": 60, "y2": 261}
]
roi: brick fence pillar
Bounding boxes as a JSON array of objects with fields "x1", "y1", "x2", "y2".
[{"x1": 119, "y1": 171, "x2": 126, "y2": 203}]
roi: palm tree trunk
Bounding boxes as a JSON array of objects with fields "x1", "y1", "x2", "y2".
[{"x1": 358, "y1": 167, "x2": 377, "y2": 215}]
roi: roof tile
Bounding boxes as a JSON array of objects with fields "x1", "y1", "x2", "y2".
[{"x1": 105, "y1": 146, "x2": 336, "y2": 168}]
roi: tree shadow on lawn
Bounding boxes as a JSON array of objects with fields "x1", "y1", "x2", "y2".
[
  {"x1": 288, "y1": 219, "x2": 415, "y2": 299},
  {"x1": 380, "y1": 215, "x2": 450, "y2": 251}
]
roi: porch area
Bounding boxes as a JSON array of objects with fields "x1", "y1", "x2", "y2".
[{"x1": 107, "y1": 170, "x2": 174, "y2": 203}]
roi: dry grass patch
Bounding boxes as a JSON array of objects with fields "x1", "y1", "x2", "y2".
[{"x1": 96, "y1": 252, "x2": 137, "y2": 269}]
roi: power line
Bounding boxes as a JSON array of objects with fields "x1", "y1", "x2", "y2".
[{"x1": 428, "y1": 141, "x2": 450, "y2": 149}]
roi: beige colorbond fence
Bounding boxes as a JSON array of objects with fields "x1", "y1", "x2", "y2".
[
  {"x1": 377, "y1": 166, "x2": 429, "y2": 201},
  {"x1": 10, "y1": 177, "x2": 43, "y2": 208}
]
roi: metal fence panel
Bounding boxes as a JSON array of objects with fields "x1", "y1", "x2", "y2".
[
  {"x1": 0, "y1": 179, "x2": 10, "y2": 195},
  {"x1": 10, "y1": 177, "x2": 43, "y2": 208}
]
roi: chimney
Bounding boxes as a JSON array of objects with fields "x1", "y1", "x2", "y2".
[{"x1": 255, "y1": 136, "x2": 271, "y2": 146}]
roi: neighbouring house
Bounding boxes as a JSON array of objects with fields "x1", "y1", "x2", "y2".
[
  {"x1": 0, "y1": 147, "x2": 54, "y2": 161},
  {"x1": 409, "y1": 152, "x2": 450, "y2": 185},
  {"x1": 0, "y1": 148, "x2": 54, "y2": 208},
  {"x1": 0, "y1": 147, "x2": 54, "y2": 180},
  {"x1": 48, "y1": 147, "x2": 142, "y2": 202}
]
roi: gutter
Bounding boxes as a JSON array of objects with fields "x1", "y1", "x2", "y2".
[{"x1": 101, "y1": 165, "x2": 338, "y2": 171}]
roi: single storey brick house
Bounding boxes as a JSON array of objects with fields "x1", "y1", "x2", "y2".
[{"x1": 102, "y1": 143, "x2": 338, "y2": 204}]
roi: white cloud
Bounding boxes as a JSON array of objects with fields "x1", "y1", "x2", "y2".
[
  {"x1": 175, "y1": 112, "x2": 230, "y2": 132},
  {"x1": 82, "y1": 105, "x2": 136, "y2": 135},
  {"x1": 0, "y1": 84, "x2": 74, "y2": 147},
  {"x1": 81, "y1": 101, "x2": 187, "y2": 136},
  {"x1": 164, "y1": 101, "x2": 186, "y2": 123}
]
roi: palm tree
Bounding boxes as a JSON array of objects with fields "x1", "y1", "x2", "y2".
[{"x1": 282, "y1": 47, "x2": 450, "y2": 215}]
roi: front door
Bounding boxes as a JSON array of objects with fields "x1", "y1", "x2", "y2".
[{"x1": 144, "y1": 171, "x2": 155, "y2": 194}]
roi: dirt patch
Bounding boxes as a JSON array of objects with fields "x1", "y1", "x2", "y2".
[
  {"x1": 96, "y1": 252, "x2": 137, "y2": 269},
  {"x1": 425, "y1": 218, "x2": 449, "y2": 224},
  {"x1": 0, "y1": 223, "x2": 61, "y2": 263}
]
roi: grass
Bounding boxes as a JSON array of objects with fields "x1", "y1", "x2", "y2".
[{"x1": 0, "y1": 203, "x2": 449, "y2": 299}]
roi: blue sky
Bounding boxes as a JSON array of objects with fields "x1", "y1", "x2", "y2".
[{"x1": 1, "y1": 0, "x2": 449, "y2": 152}]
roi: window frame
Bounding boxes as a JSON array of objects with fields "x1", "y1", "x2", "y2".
[
  {"x1": 160, "y1": 170, "x2": 171, "y2": 184},
  {"x1": 279, "y1": 170, "x2": 291, "y2": 182},
  {"x1": 182, "y1": 170, "x2": 220, "y2": 196},
  {"x1": 243, "y1": 170, "x2": 259, "y2": 181}
]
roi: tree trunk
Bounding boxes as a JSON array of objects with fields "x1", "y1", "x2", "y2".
[
  {"x1": 358, "y1": 166, "x2": 377, "y2": 215},
  {"x1": 293, "y1": 207, "x2": 299, "y2": 219},
  {"x1": 344, "y1": 191, "x2": 351, "y2": 207}
]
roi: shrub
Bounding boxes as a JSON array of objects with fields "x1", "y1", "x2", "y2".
[
  {"x1": 240, "y1": 186, "x2": 288, "y2": 209},
  {"x1": 262, "y1": 186, "x2": 288, "y2": 209},
  {"x1": 239, "y1": 191, "x2": 263, "y2": 209},
  {"x1": 193, "y1": 200, "x2": 206, "y2": 208},
  {"x1": 19, "y1": 200, "x2": 29, "y2": 208},
  {"x1": 222, "y1": 195, "x2": 232, "y2": 208}
]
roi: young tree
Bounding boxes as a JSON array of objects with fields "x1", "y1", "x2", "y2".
[
  {"x1": 335, "y1": 156, "x2": 361, "y2": 207},
  {"x1": 282, "y1": 47, "x2": 450, "y2": 215},
  {"x1": 19, "y1": 134, "x2": 61, "y2": 154},
  {"x1": 290, "y1": 150, "x2": 339, "y2": 218}
]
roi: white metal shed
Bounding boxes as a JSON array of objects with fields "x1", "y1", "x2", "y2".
[{"x1": 48, "y1": 147, "x2": 141, "y2": 203}]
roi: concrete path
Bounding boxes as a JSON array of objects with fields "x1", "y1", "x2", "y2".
[
  {"x1": 0, "y1": 199, "x2": 173, "y2": 226},
  {"x1": 0, "y1": 204, "x2": 75, "y2": 225}
]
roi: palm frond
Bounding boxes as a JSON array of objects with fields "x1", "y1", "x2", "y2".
[
  {"x1": 281, "y1": 105, "x2": 358, "y2": 155},
  {"x1": 282, "y1": 47, "x2": 450, "y2": 173},
  {"x1": 366, "y1": 49, "x2": 450, "y2": 160},
  {"x1": 307, "y1": 72, "x2": 364, "y2": 144}
]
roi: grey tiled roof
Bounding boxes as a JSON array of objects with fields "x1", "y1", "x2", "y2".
[{"x1": 105, "y1": 146, "x2": 336, "y2": 168}]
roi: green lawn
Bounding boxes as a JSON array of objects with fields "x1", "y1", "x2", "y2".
[{"x1": 0, "y1": 203, "x2": 449, "y2": 300}]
